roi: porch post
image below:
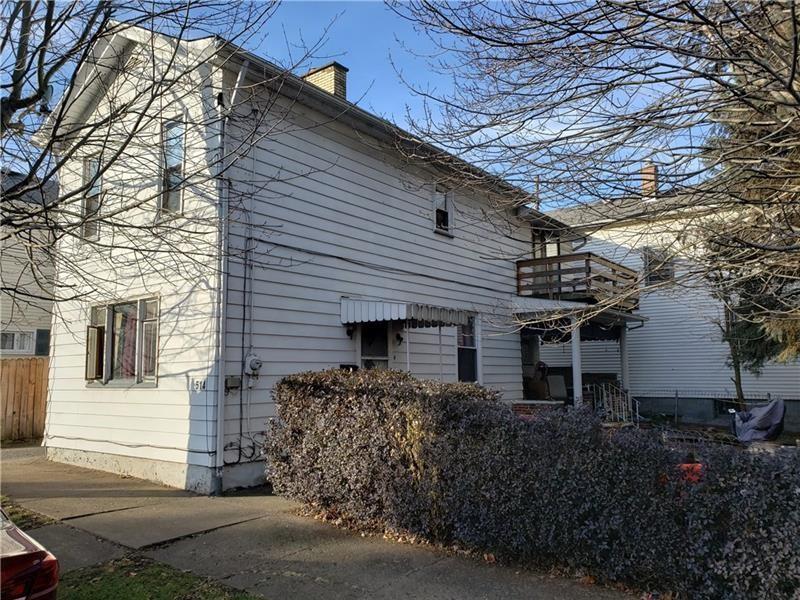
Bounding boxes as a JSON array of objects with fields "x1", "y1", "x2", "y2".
[
  {"x1": 405, "y1": 321, "x2": 411, "y2": 372},
  {"x1": 619, "y1": 325, "x2": 630, "y2": 391},
  {"x1": 438, "y1": 324, "x2": 443, "y2": 381},
  {"x1": 570, "y1": 316, "x2": 583, "y2": 406}
]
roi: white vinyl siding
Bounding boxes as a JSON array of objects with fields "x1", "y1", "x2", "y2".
[
  {"x1": 218, "y1": 90, "x2": 531, "y2": 461},
  {"x1": 44, "y1": 42, "x2": 223, "y2": 477},
  {"x1": 539, "y1": 233, "x2": 800, "y2": 400}
]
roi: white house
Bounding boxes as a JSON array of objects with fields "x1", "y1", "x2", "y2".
[
  {"x1": 544, "y1": 169, "x2": 799, "y2": 427},
  {"x1": 43, "y1": 27, "x2": 643, "y2": 493}
]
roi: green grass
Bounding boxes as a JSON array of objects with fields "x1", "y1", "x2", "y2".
[
  {"x1": 1, "y1": 494, "x2": 55, "y2": 530},
  {"x1": 59, "y1": 557, "x2": 262, "y2": 600}
]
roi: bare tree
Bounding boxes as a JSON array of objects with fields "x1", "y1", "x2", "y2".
[
  {"x1": 391, "y1": 1, "x2": 800, "y2": 347},
  {"x1": 1, "y1": 0, "x2": 331, "y2": 324}
]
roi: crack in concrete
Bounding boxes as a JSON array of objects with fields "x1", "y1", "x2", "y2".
[
  {"x1": 58, "y1": 502, "x2": 158, "y2": 521},
  {"x1": 139, "y1": 514, "x2": 267, "y2": 550}
]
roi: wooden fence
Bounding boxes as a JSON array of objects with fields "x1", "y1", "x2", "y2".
[{"x1": 1, "y1": 357, "x2": 49, "y2": 441}]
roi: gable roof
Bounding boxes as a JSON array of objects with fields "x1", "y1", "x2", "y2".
[
  {"x1": 46, "y1": 24, "x2": 566, "y2": 231},
  {"x1": 548, "y1": 190, "x2": 725, "y2": 230},
  {"x1": 213, "y1": 39, "x2": 568, "y2": 229}
]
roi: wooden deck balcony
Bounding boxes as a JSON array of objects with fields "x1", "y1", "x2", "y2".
[{"x1": 516, "y1": 252, "x2": 640, "y2": 311}]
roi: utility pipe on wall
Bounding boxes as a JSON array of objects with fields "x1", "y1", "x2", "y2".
[
  {"x1": 438, "y1": 325, "x2": 443, "y2": 381},
  {"x1": 405, "y1": 322, "x2": 411, "y2": 372},
  {"x1": 619, "y1": 325, "x2": 630, "y2": 391},
  {"x1": 213, "y1": 56, "x2": 250, "y2": 495},
  {"x1": 570, "y1": 316, "x2": 583, "y2": 407}
]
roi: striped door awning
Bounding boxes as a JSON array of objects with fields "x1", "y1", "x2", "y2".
[{"x1": 340, "y1": 298, "x2": 471, "y2": 327}]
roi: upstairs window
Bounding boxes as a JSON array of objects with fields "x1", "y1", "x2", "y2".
[
  {"x1": 457, "y1": 317, "x2": 478, "y2": 382},
  {"x1": 160, "y1": 120, "x2": 184, "y2": 214},
  {"x1": 643, "y1": 247, "x2": 675, "y2": 284},
  {"x1": 82, "y1": 158, "x2": 101, "y2": 240},
  {"x1": 86, "y1": 298, "x2": 159, "y2": 384},
  {"x1": 433, "y1": 184, "x2": 452, "y2": 234}
]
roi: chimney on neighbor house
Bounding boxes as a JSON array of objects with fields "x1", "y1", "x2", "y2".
[
  {"x1": 641, "y1": 162, "x2": 658, "y2": 200},
  {"x1": 302, "y1": 62, "x2": 348, "y2": 100}
]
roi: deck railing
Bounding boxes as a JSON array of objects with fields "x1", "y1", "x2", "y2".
[{"x1": 516, "y1": 252, "x2": 639, "y2": 311}]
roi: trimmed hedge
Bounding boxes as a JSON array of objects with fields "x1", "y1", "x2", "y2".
[{"x1": 266, "y1": 369, "x2": 800, "y2": 599}]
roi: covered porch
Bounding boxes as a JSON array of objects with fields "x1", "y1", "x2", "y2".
[{"x1": 514, "y1": 299, "x2": 647, "y2": 420}]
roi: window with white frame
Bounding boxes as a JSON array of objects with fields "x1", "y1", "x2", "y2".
[
  {"x1": 433, "y1": 184, "x2": 452, "y2": 233},
  {"x1": 82, "y1": 157, "x2": 101, "y2": 240},
  {"x1": 160, "y1": 119, "x2": 185, "y2": 214},
  {"x1": 642, "y1": 247, "x2": 675, "y2": 284},
  {"x1": 457, "y1": 317, "x2": 478, "y2": 382},
  {"x1": 360, "y1": 322, "x2": 389, "y2": 369},
  {"x1": 1, "y1": 331, "x2": 35, "y2": 354},
  {"x1": 86, "y1": 298, "x2": 159, "y2": 384}
]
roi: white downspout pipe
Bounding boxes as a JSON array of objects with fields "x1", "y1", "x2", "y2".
[
  {"x1": 570, "y1": 316, "x2": 583, "y2": 407},
  {"x1": 619, "y1": 325, "x2": 630, "y2": 391},
  {"x1": 438, "y1": 325, "x2": 443, "y2": 381},
  {"x1": 213, "y1": 56, "x2": 250, "y2": 495},
  {"x1": 405, "y1": 321, "x2": 411, "y2": 372}
]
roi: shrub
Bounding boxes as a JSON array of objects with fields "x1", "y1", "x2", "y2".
[{"x1": 266, "y1": 369, "x2": 800, "y2": 599}]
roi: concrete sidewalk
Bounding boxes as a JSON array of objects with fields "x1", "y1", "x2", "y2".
[{"x1": 1, "y1": 445, "x2": 634, "y2": 599}]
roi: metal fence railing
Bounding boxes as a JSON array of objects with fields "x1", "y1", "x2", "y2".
[
  {"x1": 586, "y1": 382, "x2": 640, "y2": 426},
  {"x1": 631, "y1": 389, "x2": 799, "y2": 433}
]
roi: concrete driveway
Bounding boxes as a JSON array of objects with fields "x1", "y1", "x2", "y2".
[{"x1": 1, "y1": 445, "x2": 635, "y2": 599}]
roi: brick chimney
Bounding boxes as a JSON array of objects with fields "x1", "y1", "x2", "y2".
[
  {"x1": 302, "y1": 62, "x2": 348, "y2": 99},
  {"x1": 641, "y1": 163, "x2": 658, "y2": 199}
]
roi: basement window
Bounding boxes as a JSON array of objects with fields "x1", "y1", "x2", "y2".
[
  {"x1": 433, "y1": 184, "x2": 453, "y2": 235},
  {"x1": 86, "y1": 298, "x2": 159, "y2": 384}
]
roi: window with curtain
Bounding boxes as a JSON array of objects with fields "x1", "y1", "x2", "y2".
[
  {"x1": 86, "y1": 298, "x2": 159, "y2": 384},
  {"x1": 0, "y1": 331, "x2": 34, "y2": 354},
  {"x1": 141, "y1": 299, "x2": 158, "y2": 381},
  {"x1": 111, "y1": 302, "x2": 138, "y2": 380}
]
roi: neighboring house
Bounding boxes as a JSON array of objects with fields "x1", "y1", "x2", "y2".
[
  {"x1": 43, "y1": 26, "x2": 642, "y2": 493},
  {"x1": 545, "y1": 167, "x2": 799, "y2": 426},
  {"x1": 1, "y1": 170, "x2": 56, "y2": 358}
]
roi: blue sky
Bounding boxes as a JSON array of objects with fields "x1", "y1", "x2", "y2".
[{"x1": 260, "y1": 1, "x2": 445, "y2": 126}]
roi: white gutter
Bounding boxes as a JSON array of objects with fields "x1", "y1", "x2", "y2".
[{"x1": 213, "y1": 55, "x2": 250, "y2": 494}]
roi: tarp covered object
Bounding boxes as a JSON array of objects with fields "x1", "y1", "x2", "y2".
[{"x1": 731, "y1": 398, "x2": 786, "y2": 442}]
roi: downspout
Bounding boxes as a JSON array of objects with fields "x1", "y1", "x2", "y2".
[{"x1": 212, "y1": 55, "x2": 250, "y2": 495}]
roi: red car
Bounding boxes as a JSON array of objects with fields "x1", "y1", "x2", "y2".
[{"x1": 0, "y1": 509, "x2": 59, "y2": 600}]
